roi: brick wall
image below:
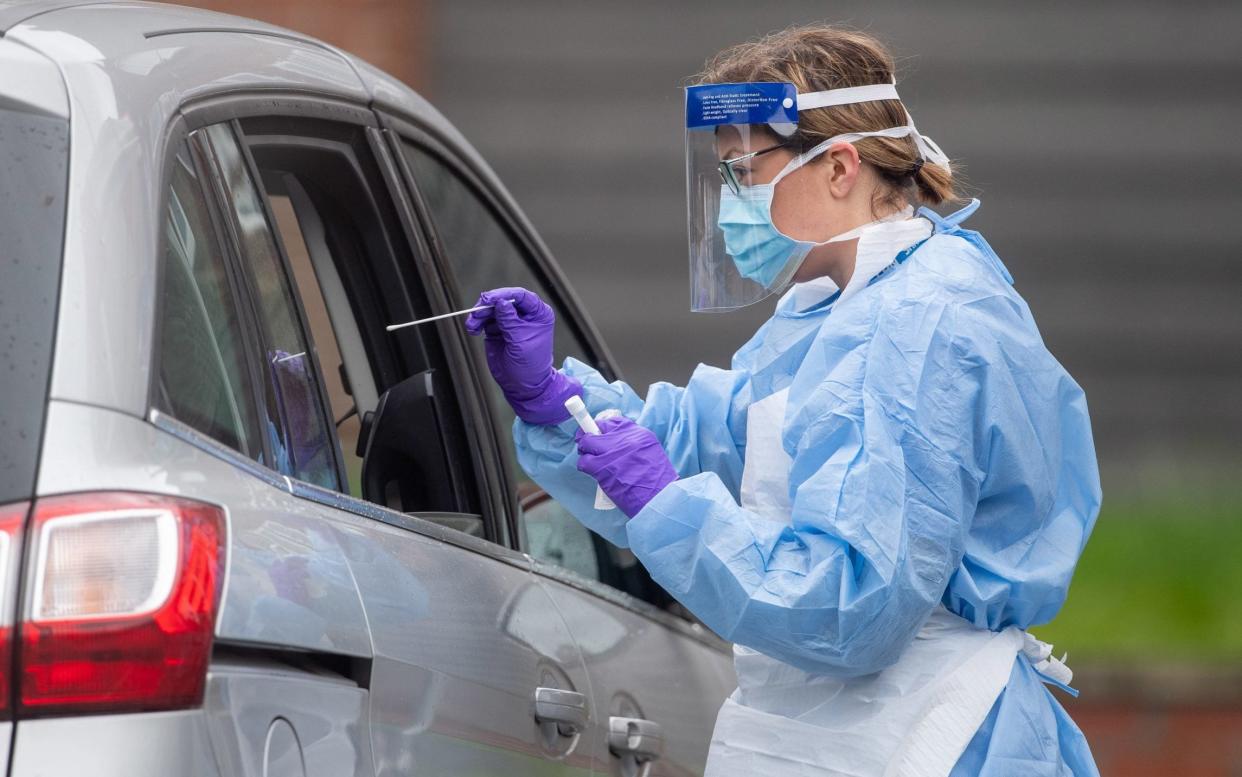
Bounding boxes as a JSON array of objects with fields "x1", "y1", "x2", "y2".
[{"x1": 1073, "y1": 705, "x2": 1242, "y2": 776}]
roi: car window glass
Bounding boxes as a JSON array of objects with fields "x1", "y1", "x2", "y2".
[
  {"x1": 267, "y1": 193, "x2": 365, "y2": 497},
  {"x1": 199, "y1": 123, "x2": 339, "y2": 490},
  {"x1": 400, "y1": 142, "x2": 603, "y2": 581},
  {"x1": 156, "y1": 144, "x2": 264, "y2": 459},
  {"x1": 0, "y1": 105, "x2": 67, "y2": 504}
]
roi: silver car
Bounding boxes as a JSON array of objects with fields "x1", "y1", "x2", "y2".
[{"x1": 0, "y1": 2, "x2": 734, "y2": 775}]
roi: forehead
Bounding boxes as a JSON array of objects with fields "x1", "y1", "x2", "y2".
[{"x1": 714, "y1": 125, "x2": 780, "y2": 156}]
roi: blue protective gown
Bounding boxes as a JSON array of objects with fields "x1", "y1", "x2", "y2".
[{"x1": 516, "y1": 202, "x2": 1102, "y2": 775}]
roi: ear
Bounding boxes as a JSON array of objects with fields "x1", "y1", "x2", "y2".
[{"x1": 822, "y1": 141, "x2": 862, "y2": 199}]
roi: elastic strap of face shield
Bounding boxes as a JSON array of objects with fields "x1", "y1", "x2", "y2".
[{"x1": 780, "y1": 80, "x2": 950, "y2": 170}]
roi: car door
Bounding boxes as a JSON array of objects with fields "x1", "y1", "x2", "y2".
[
  {"x1": 146, "y1": 123, "x2": 377, "y2": 777},
  {"x1": 385, "y1": 116, "x2": 737, "y2": 777},
  {"x1": 208, "y1": 101, "x2": 600, "y2": 777}
]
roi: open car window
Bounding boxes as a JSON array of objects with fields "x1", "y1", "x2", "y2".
[
  {"x1": 398, "y1": 138, "x2": 674, "y2": 606},
  {"x1": 227, "y1": 114, "x2": 492, "y2": 541}
]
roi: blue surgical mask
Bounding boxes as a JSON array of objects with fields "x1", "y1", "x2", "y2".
[{"x1": 717, "y1": 183, "x2": 814, "y2": 288}]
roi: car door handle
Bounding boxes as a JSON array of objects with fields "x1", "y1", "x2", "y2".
[
  {"x1": 609, "y1": 716, "x2": 663, "y2": 763},
  {"x1": 533, "y1": 687, "x2": 588, "y2": 736}
]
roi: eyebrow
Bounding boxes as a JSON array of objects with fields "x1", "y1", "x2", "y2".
[{"x1": 721, "y1": 146, "x2": 743, "y2": 159}]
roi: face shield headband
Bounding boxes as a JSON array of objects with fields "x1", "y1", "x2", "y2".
[{"x1": 776, "y1": 81, "x2": 949, "y2": 169}]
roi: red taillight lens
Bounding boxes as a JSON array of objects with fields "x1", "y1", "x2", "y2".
[
  {"x1": 0, "y1": 502, "x2": 29, "y2": 718},
  {"x1": 18, "y1": 493, "x2": 225, "y2": 717}
]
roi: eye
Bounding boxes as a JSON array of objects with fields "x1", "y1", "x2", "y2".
[{"x1": 733, "y1": 165, "x2": 751, "y2": 182}]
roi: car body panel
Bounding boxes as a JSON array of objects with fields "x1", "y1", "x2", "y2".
[
  {"x1": 10, "y1": 709, "x2": 219, "y2": 777},
  {"x1": 0, "y1": 35, "x2": 68, "y2": 117},
  {"x1": 537, "y1": 568, "x2": 734, "y2": 777},
  {"x1": 335, "y1": 517, "x2": 599, "y2": 776},
  {"x1": 38, "y1": 400, "x2": 373, "y2": 658},
  {"x1": 205, "y1": 663, "x2": 373, "y2": 777}
]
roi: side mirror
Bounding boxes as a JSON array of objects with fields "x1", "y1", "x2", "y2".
[{"x1": 356, "y1": 369, "x2": 470, "y2": 516}]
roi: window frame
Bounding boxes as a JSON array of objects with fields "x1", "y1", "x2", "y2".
[{"x1": 375, "y1": 110, "x2": 682, "y2": 611}]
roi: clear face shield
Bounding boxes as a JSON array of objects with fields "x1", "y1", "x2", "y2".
[{"x1": 684, "y1": 81, "x2": 949, "y2": 312}]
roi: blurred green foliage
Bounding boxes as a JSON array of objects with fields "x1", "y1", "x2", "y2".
[{"x1": 1034, "y1": 493, "x2": 1242, "y2": 661}]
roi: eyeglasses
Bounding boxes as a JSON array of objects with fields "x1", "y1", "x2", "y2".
[{"x1": 717, "y1": 141, "x2": 793, "y2": 195}]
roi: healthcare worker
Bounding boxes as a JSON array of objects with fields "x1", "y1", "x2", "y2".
[{"x1": 467, "y1": 24, "x2": 1101, "y2": 777}]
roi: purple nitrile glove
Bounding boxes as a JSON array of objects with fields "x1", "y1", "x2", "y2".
[
  {"x1": 575, "y1": 417, "x2": 679, "y2": 518},
  {"x1": 464, "y1": 287, "x2": 581, "y2": 425}
]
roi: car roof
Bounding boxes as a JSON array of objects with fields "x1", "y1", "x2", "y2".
[
  {"x1": 1, "y1": 0, "x2": 316, "y2": 42},
  {"x1": 0, "y1": 1, "x2": 467, "y2": 136}
]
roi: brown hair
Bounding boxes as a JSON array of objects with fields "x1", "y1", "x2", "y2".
[{"x1": 694, "y1": 24, "x2": 960, "y2": 211}]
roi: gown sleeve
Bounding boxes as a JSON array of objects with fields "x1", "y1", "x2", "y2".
[
  {"x1": 514, "y1": 356, "x2": 753, "y2": 548},
  {"x1": 625, "y1": 298, "x2": 989, "y2": 676}
]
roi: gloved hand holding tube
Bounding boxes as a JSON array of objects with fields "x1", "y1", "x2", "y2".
[
  {"x1": 564, "y1": 396, "x2": 618, "y2": 510},
  {"x1": 464, "y1": 287, "x2": 582, "y2": 425},
  {"x1": 574, "y1": 416, "x2": 679, "y2": 519}
]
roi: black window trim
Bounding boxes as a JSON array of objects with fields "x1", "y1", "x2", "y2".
[
  {"x1": 148, "y1": 406, "x2": 532, "y2": 574},
  {"x1": 374, "y1": 125, "x2": 524, "y2": 549},
  {"x1": 372, "y1": 113, "x2": 632, "y2": 554}
]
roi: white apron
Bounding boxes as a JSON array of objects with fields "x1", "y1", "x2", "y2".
[{"x1": 707, "y1": 387, "x2": 1070, "y2": 777}]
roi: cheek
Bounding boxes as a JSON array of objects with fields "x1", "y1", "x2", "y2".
[{"x1": 770, "y1": 174, "x2": 830, "y2": 241}]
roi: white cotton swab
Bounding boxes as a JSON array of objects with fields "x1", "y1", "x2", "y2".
[
  {"x1": 386, "y1": 304, "x2": 494, "y2": 332},
  {"x1": 386, "y1": 297, "x2": 521, "y2": 332}
]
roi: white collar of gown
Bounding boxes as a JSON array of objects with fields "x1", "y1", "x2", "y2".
[{"x1": 778, "y1": 205, "x2": 932, "y2": 313}]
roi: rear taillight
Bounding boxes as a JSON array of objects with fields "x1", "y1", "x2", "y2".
[{"x1": 16, "y1": 493, "x2": 225, "y2": 717}]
